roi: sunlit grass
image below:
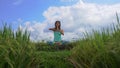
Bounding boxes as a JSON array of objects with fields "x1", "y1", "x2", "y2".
[
  {"x1": 0, "y1": 13, "x2": 120, "y2": 68},
  {"x1": 70, "y1": 13, "x2": 120, "y2": 68},
  {"x1": 0, "y1": 24, "x2": 36, "y2": 68}
]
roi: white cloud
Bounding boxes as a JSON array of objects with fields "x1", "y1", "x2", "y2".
[
  {"x1": 22, "y1": 21, "x2": 50, "y2": 41},
  {"x1": 13, "y1": 0, "x2": 23, "y2": 5},
  {"x1": 20, "y1": 0, "x2": 120, "y2": 41}
]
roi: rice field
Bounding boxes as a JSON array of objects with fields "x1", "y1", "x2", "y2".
[{"x1": 0, "y1": 13, "x2": 120, "y2": 68}]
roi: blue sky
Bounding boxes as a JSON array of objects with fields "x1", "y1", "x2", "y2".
[
  {"x1": 0, "y1": 0, "x2": 76, "y2": 22},
  {"x1": 0, "y1": 0, "x2": 120, "y2": 23},
  {"x1": 0, "y1": 0, "x2": 120, "y2": 41}
]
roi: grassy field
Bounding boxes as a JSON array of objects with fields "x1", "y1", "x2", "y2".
[{"x1": 0, "y1": 14, "x2": 120, "y2": 68}]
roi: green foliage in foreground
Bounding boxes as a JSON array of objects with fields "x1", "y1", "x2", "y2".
[
  {"x1": 70, "y1": 13, "x2": 120, "y2": 68},
  {"x1": 0, "y1": 25, "x2": 36, "y2": 68},
  {"x1": 0, "y1": 13, "x2": 120, "y2": 68},
  {"x1": 35, "y1": 51, "x2": 73, "y2": 68},
  {"x1": 0, "y1": 24, "x2": 73, "y2": 68}
]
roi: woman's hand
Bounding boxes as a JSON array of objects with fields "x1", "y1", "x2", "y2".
[{"x1": 60, "y1": 29, "x2": 64, "y2": 35}]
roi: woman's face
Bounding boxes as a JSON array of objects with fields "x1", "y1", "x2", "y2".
[{"x1": 56, "y1": 22, "x2": 60, "y2": 26}]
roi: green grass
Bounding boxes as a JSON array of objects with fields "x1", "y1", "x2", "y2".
[
  {"x1": 0, "y1": 24, "x2": 36, "y2": 68},
  {"x1": 0, "y1": 24, "x2": 73, "y2": 68},
  {"x1": 70, "y1": 13, "x2": 120, "y2": 68},
  {"x1": 0, "y1": 13, "x2": 120, "y2": 68},
  {"x1": 35, "y1": 51, "x2": 73, "y2": 68}
]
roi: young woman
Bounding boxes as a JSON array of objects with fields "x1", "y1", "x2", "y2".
[{"x1": 49, "y1": 21, "x2": 64, "y2": 45}]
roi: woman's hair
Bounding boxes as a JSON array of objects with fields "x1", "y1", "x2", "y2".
[{"x1": 55, "y1": 20, "x2": 61, "y2": 30}]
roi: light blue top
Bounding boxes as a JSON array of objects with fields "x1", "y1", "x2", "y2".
[{"x1": 54, "y1": 31, "x2": 61, "y2": 42}]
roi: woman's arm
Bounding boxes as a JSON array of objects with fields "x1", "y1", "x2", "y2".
[
  {"x1": 49, "y1": 28, "x2": 55, "y2": 31},
  {"x1": 60, "y1": 29, "x2": 64, "y2": 35}
]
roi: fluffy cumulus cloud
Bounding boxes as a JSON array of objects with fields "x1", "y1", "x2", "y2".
[
  {"x1": 19, "y1": 21, "x2": 53, "y2": 41},
  {"x1": 21, "y1": 0, "x2": 120, "y2": 41}
]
